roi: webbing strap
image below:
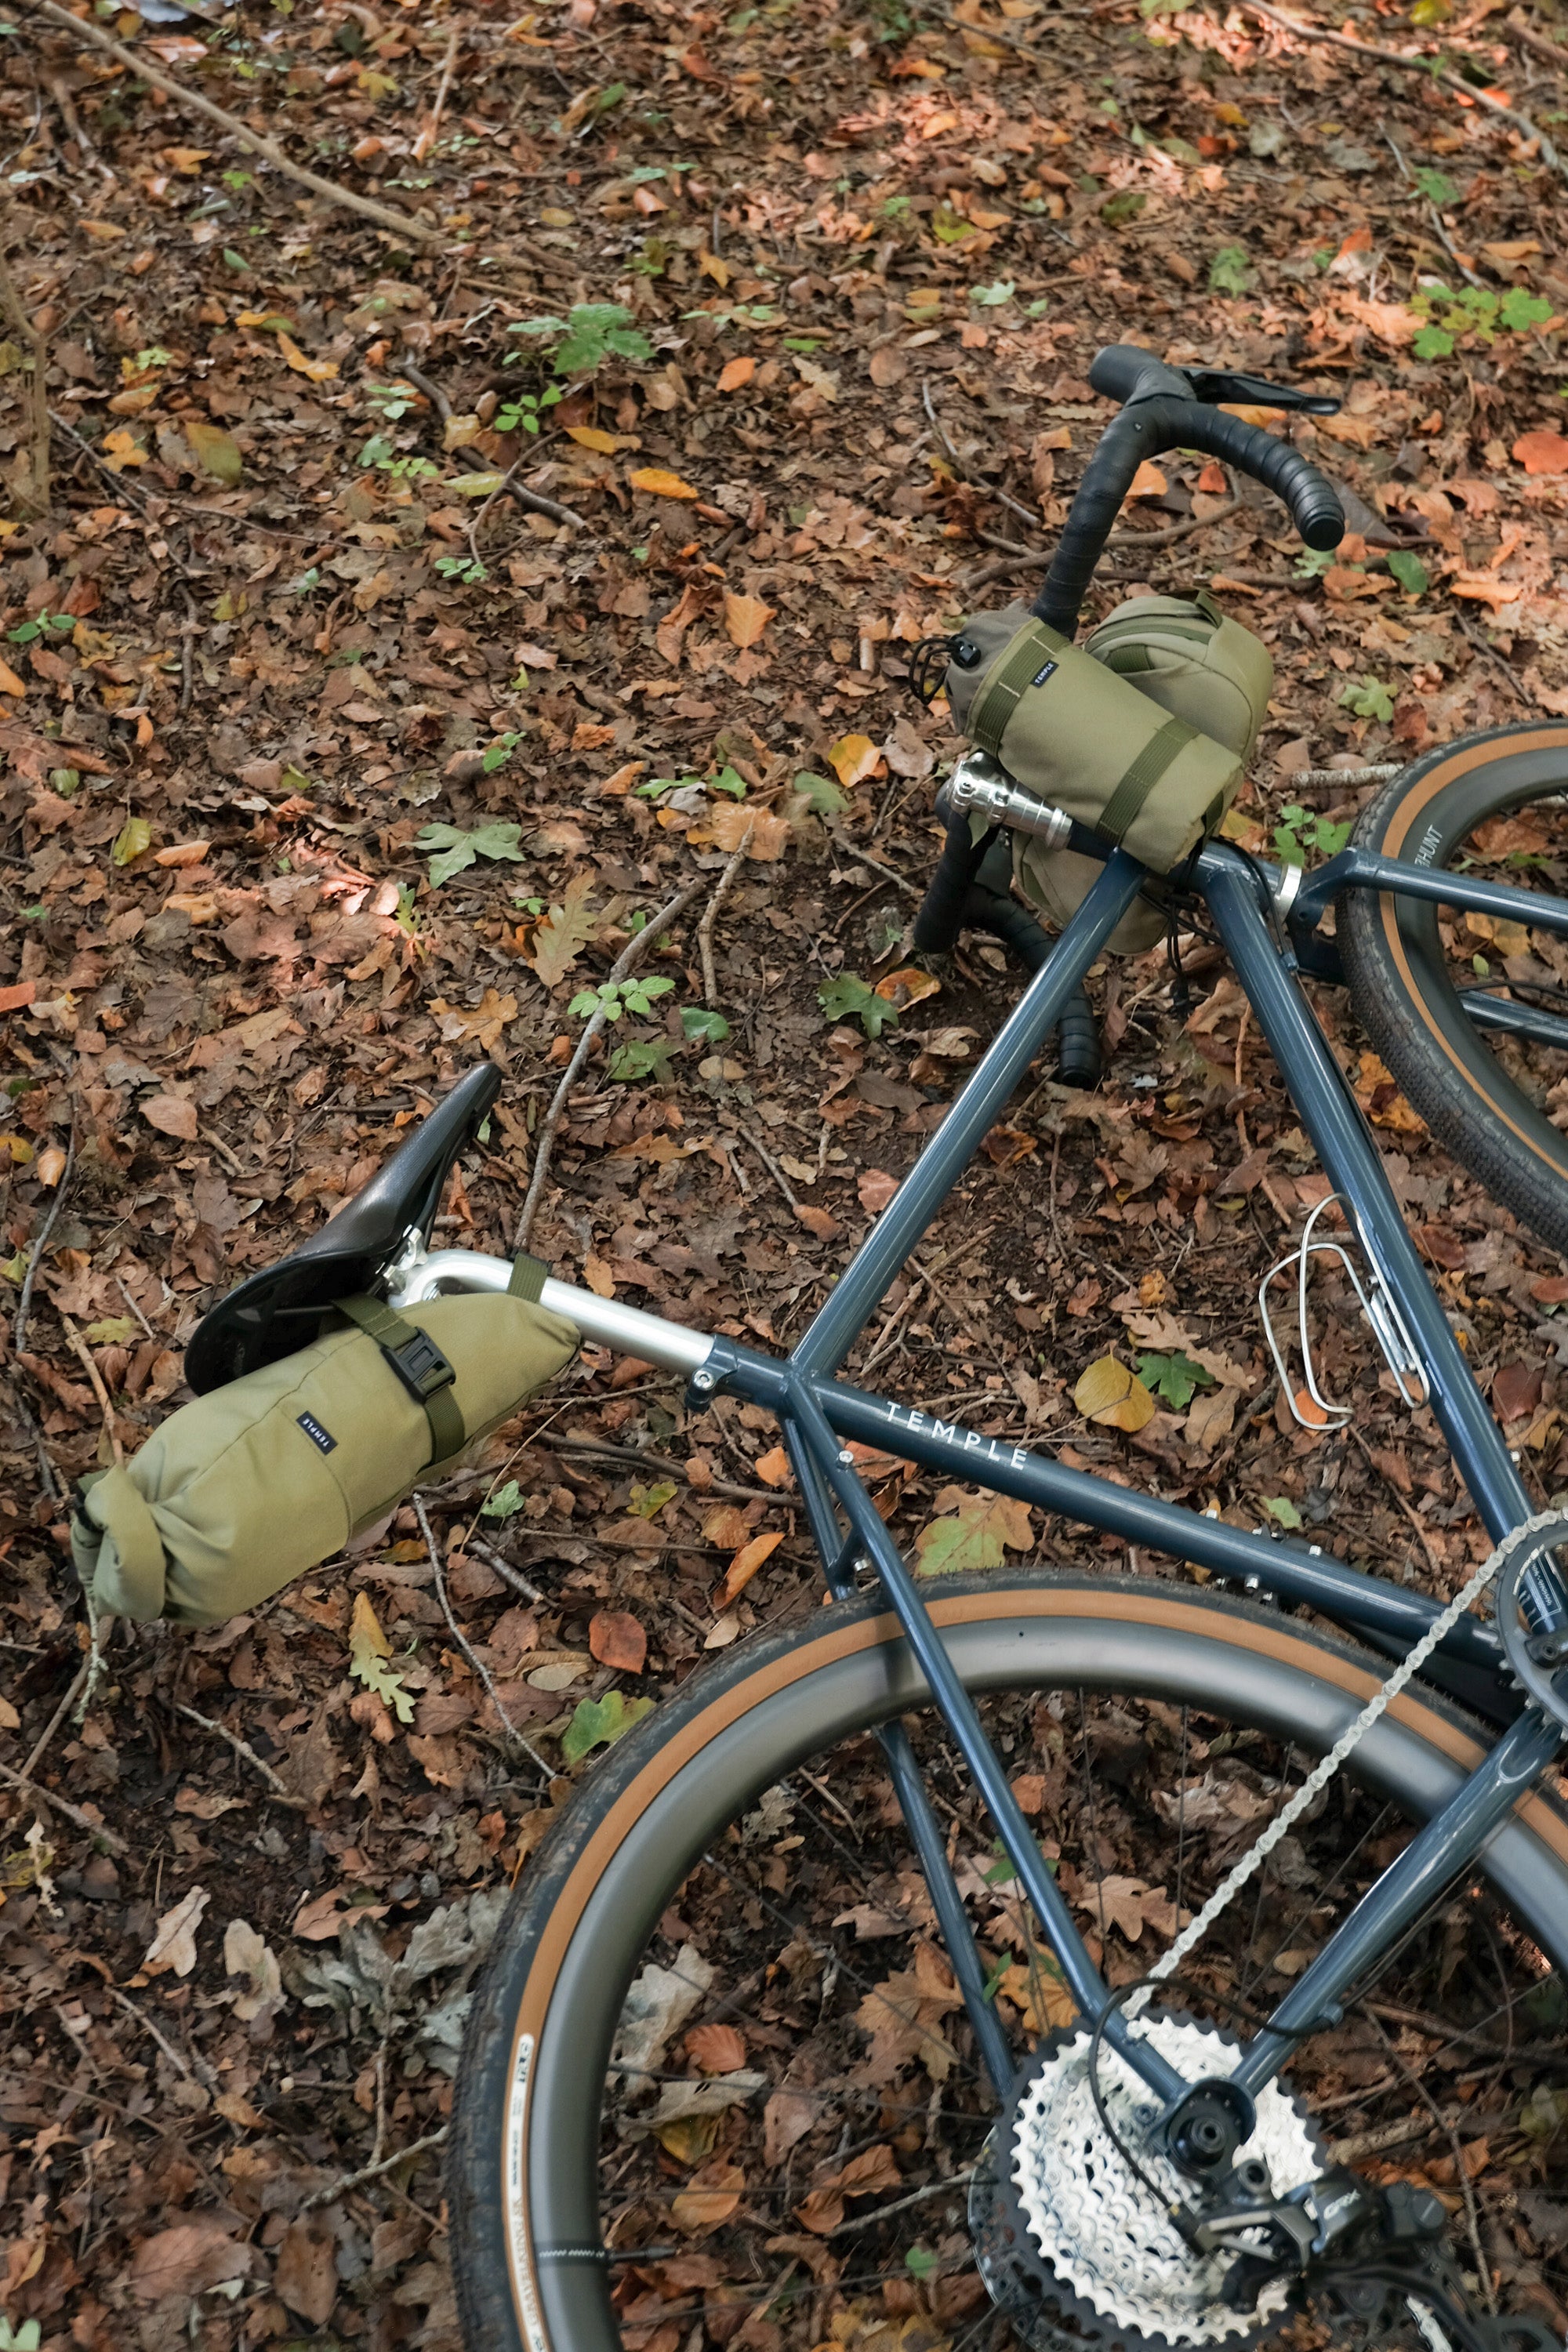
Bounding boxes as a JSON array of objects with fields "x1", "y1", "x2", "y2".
[
  {"x1": 507, "y1": 1253, "x2": 550, "y2": 1304},
  {"x1": 969, "y1": 620, "x2": 1065, "y2": 760},
  {"x1": 1097, "y1": 716, "x2": 1199, "y2": 847},
  {"x1": 336, "y1": 1294, "x2": 466, "y2": 1461}
]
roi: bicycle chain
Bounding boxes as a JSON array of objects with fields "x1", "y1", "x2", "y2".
[{"x1": 1146, "y1": 1508, "x2": 1568, "y2": 1989}]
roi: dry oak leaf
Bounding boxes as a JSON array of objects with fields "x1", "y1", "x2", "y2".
[
  {"x1": 671, "y1": 2161, "x2": 746, "y2": 2237},
  {"x1": 719, "y1": 1527, "x2": 785, "y2": 1604},
  {"x1": 142, "y1": 1093, "x2": 199, "y2": 1142},
  {"x1": 1073, "y1": 1355, "x2": 1157, "y2": 1433},
  {"x1": 999, "y1": 1954, "x2": 1076, "y2": 2034},
  {"x1": 723, "y1": 590, "x2": 773, "y2": 649},
  {"x1": 854, "y1": 1940, "x2": 963, "y2": 2084},
  {"x1": 589, "y1": 1609, "x2": 647, "y2": 1675},
  {"x1": 630, "y1": 465, "x2": 700, "y2": 499},
  {"x1": 858, "y1": 1167, "x2": 898, "y2": 1214},
  {"x1": 274, "y1": 2212, "x2": 339, "y2": 2327},
  {"x1": 690, "y1": 799, "x2": 791, "y2": 859},
  {"x1": 797, "y1": 2187, "x2": 845, "y2": 2236},
  {"x1": 869, "y1": 343, "x2": 909, "y2": 388},
  {"x1": 129, "y1": 2217, "x2": 252, "y2": 2303},
  {"x1": 1514, "y1": 432, "x2": 1568, "y2": 477},
  {"x1": 143, "y1": 1884, "x2": 210, "y2": 1978},
  {"x1": 430, "y1": 988, "x2": 517, "y2": 1049},
  {"x1": 753, "y1": 1445, "x2": 793, "y2": 1488},
  {"x1": 275, "y1": 328, "x2": 339, "y2": 383},
  {"x1": 717, "y1": 354, "x2": 757, "y2": 393},
  {"x1": 564, "y1": 423, "x2": 622, "y2": 452}
]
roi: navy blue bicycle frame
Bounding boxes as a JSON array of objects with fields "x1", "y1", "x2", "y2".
[{"x1": 685, "y1": 833, "x2": 1568, "y2": 2120}]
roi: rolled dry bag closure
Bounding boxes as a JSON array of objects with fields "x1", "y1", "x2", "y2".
[
  {"x1": 336, "y1": 1294, "x2": 465, "y2": 1460},
  {"x1": 967, "y1": 616, "x2": 1201, "y2": 850}
]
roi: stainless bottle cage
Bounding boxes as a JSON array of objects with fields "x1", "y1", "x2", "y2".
[{"x1": 1260, "y1": 1192, "x2": 1430, "y2": 1431}]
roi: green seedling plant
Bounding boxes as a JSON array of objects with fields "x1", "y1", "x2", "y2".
[
  {"x1": 365, "y1": 379, "x2": 420, "y2": 420},
  {"x1": 494, "y1": 383, "x2": 564, "y2": 435},
  {"x1": 1410, "y1": 280, "x2": 1553, "y2": 358},
  {"x1": 358, "y1": 434, "x2": 440, "y2": 479},
  {"x1": 508, "y1": 301, "x2": 653, "y2": 376},
  {"x1": 568, "y1": 975, "x2": 675, "y2": 1022},
  {"x1": 435, "y1": 554, "x2": 488, "y2": 585},
  {"x1": 1273, "y1": 804, "x2": 1355, "y2": 866},
  {"x1": 1339, "y1": 675, "x2": 1396, "y2": 724},
  {"x1": 6, "y1": 611, "x2": 73, "y2": 644}
]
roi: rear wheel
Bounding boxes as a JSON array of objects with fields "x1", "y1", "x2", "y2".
[
  {"x1": 449, "y1": 1573, "x2": 1568, "y2": 2352},
  {"x1": 1339, "y1": 723, "x2": 1568, "y2": 1251}
]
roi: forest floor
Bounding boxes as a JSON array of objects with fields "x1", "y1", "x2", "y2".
[{"x1": 4, "y1": 0, "x2": 1568, "y2": 2344}]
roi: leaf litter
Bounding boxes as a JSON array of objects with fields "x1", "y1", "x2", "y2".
[{"x1": 2, "y1": 0, "x2": 1568, "y2": 2339}]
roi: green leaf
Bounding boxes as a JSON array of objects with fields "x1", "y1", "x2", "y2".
[
  {"x1": 681, "y1": 1006, "x2": 731, "y2": 1044},
  {"x1": 607, "y1": 1038, "x2": 679, "y2": 1081},
  {"x1": 1501, "y1": 286, "x2": 1552, "y2": 335},
  {"x1": 626, "y1": 1479, "x2": 677, "y2": 1519},
  {"x1": 970, "y1": 278, "x2": 1017, "y2": 307},
  {"x1": 1413, "y1": 165, "x2": 1459, "y2": 204},
  {"x1": 904, "y1": 2248, "x2": 938, "y2": 2281},
  {"x1": 1135, "y1": 1351, "x2": 1217, "y2": 1410},
  {"x1": 560, "y1": 1688, "x2": 655, "y2": 1765},
  {"x1": 931, "y1": 205, "x2": 976, "y2": 244},
  {"x1": 112, "y1": 816, "x2": 152, "y2": 866},
  {"x1": 1412, "y1": 322, "x2": 1455, "y2": 359},
  {"x1": 414, "y1": 820, "x2": 525, "y2": 886},
  {"x1": 481, "y1": 1479, "x2": 524, "y2": 1521},
  {"x1": 620, "y1": 974, "x2": 675, "y2": 1014},
  {"x1": 1385, "y1": 550, "x2": 1429, "y2": 596},
  {"x1": 1262, "y1": 1496, "x2": 1303, "y2": 1530},
  {"x1": 817, "y1": 971, "x2": 898, "y2": 1038},
  {"x1": 790, "y1": 770, "x2": 848, "y2": 815},
  {"x1": 1102, "y1": 191, "x2": 1146, "y2": 228},
  {"x1": 1209, "y1": 244, "x2": 1250, "y2": 296},
  {"x1": 0, "y1": 2322, "x2": 42, "y2": 2352},
  {"x1": 1338, "y1": 675, "x2": 1395, "y2": 724},
  {"x1": 81, "y1": 1316, "x2": 138, "y2": 1345},
  {"x1": 708, "y1": 764, "x2": 749, "y2": 797}
]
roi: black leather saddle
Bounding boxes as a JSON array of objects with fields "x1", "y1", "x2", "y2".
[{"x1": 184, "y1": 1062, "x2": 503, "y2": 1395}]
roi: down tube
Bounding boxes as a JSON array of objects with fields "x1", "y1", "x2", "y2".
[
  {"x1": 1198, "y1": 847, "x2": 1537, "y2": 1549},
  {"x1": 793, "y1": 848, "x2": 1149, "y2": 1377}
]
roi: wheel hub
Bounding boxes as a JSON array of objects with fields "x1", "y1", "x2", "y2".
[{"x1": 971, "y1": 2016, "x2": 1323, "y2": 2352}]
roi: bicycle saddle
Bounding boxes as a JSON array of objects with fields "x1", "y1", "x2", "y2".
[{"x1": 183, "y1": 1060, "x2": 503, "y2": 1395}]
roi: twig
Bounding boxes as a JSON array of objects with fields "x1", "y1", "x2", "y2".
[
  {"x1": 545, "y1": 1436, "x2": 783, "y2": 1507},
  {"x1": 401, "y1": 353, "x2": 588, "y2": 532},
  {"x1": 698, "y1": 825, "x2": 754, "y2": 1006},
  {"x1": 0, "y1": 231, "x2": 49, "y2": 513},
  {"x1": 175, "y1": 1702, "x2": 308, "y2": 1809},
  {"x1": 297, "y1": 2125, "x2": 448, "y2": 2215},
  {"x1": 465, "y1": 1538, "x2": 546, "y2": 1602},
  {"x1": 108, "y1": 1983, "x2": 216, "y2": 2089},
  {"x1": 1507, "y1": 13, "x2": 1568, "y2": 73},
  {"x1": 1456, "y1": 612, "x2": 1529, "y2": 707},
  {"x1": 923, "y1": 378, "x2": 1041, "y2": 535},
  {"x1": 60, "y1": 1311, "x2": 122, "y2": 1465},
  {"x1": 1381, "y1": 130, "x2": 1483, "y2": 288},
  {"x1": 413, "y1": 1493, "x2": 556, "y2": 1780},
  {"x1": 737, "y1": 1126, "x2": 799, "y2": 1214},
  {"x1": 1236, "y1": 0, "x2": 1566, "y2": 179},
  {"x1": 13, "y1": 1116, "x2": 75, "y2": 1355},
  {"x1": 1285, "y1": 764, "x2": 1403, "y2": 789},
  {"x1": 829, "y1": 842, "x2": 921, "y2": 899},
  {"x1": 515, "y1": 878, "x2": 703, "y2": 1248},
  {"x1": 22, "y1": 1661, "x2": 87, "y2": 1780},
  {"x1": 828, "y1": 2168, "x2": 975, "y2": 2238},
  {"x1": 17, "y1": 0, "x2": 448, "y2": 241},
  {"x1": 413, "y1": 26, "x2": 459, "y2": 162},
  {"x1": 0, "y1": 1757, "x2": 128, "y2": 1854},
  {"x1": 115, "y1": 1276, "x2": 158, "y2": 1341},
  {"x1": 964, "y1": 500, "x2": 1243, "y2": 589},
  {"x1": 1361, "y1": 2009, "x2": 1495, "y2": 2313}
]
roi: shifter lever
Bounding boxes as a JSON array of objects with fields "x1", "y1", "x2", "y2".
[{"x1": 1179, "y1": 365, "x2": 1341, "y2": 417}]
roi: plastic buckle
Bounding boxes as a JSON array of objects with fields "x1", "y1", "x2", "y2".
[{"x1": 382, "y1": 1327, "x2": 456, "y2": 1403}]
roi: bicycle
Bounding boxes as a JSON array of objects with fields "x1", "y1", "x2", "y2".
[{"x1": 191, "y1": 343, "x2": 1568, "y2": 2352}]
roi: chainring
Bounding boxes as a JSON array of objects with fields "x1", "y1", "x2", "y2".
[{"x1": 968, "y1": 2015, "x2": 1324, "y2": 2352}]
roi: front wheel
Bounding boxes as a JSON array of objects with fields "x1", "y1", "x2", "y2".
[
  {"x1": 1340, "y1": 723, "x2": 1568, "y2": 1251},
  {"x1": 451, "y1": 1573, "x2": 1568, "y2": 2352}
]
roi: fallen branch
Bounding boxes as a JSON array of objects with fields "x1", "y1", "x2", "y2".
[
  {"x1": 298, "y1": 2125, "x2": 449, "y2": 2215},
  {"x1": 18, "y1": 0, "x2": 448, "y2": 243},
  {"x1": 176, "y1": 1702, "x2": 308, "y2": 1809},
  {"x1": 698, "y1": 824, "x2": 754, "y2": 1006},
  {"x1": 1236, "y1": 0, "x2": 1566, "y2": 178},
  {"x1": 0, "y1": 231, "x2": 49, "y2": 514},
  {"x1": 109, "y1": 1982, "x2": 216, "y2": 2089},
  {"x1": 546, "y1": 1435, "x2": 786, "y2": 1508},
  {"x1": 1284, "y1": 762, "x2": 1403, "y2": 789},
  {"x1": 964, "y1": 500, "x2": 1243, "y2": 589},
  {"x1": 514, "y1": 878, "x2": 704, "y2": 1248},
  {"x1": 1456, "y1": 610, "x2": 1530, "y2": 706},
  {"x1": 737, "y1": 1125, "x2": 800, "y2": 1214},
  {"x1": 60, "y1": 1310, "x2": 122, "y2": 1466},
  {"x1": 413, "y1": 25, "x2": 459, "y2": 162},
  {"x1": 0, "y1": 1756, "x2": 129, "y2": 1855}
]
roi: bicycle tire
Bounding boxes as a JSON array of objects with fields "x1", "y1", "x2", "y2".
[
  {"x1": 449, "y1": 1571, "x2": 1568, "y2": 2352},
  {"x1": 1339, "y1": 722, "x2": 1568, "y2": 1253}
]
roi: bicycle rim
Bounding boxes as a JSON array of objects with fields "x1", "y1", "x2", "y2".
[{"x1": 451, "y1": 1574, "x2": 1568, "y2": 2352}]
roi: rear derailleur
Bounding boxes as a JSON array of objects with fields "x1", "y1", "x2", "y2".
[{"x1": 1190, "y1": 2165, "x2": 1559, "y2": 2352}]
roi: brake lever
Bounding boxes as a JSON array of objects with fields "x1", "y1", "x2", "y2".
[{"x1": 1180, "y1": 365, "x2": 1341, "y2": 417}]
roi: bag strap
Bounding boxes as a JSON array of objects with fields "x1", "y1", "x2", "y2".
[
  {"x1": 1192, "y1": 587, "x2": 1223, "y2": 628},
  {"x1": 336, "y1": 1295, "x2": 466, "y2": 1461},
  {"x1": 968, "y1": 619, "x2": 1065, "y2": 759},
  {"x1": 507, "y1": 1253, "x2": 550, "y2": 1304},
  {"x1": 1097, "y1": 717, "x2": 1200, "y2": 847}
]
